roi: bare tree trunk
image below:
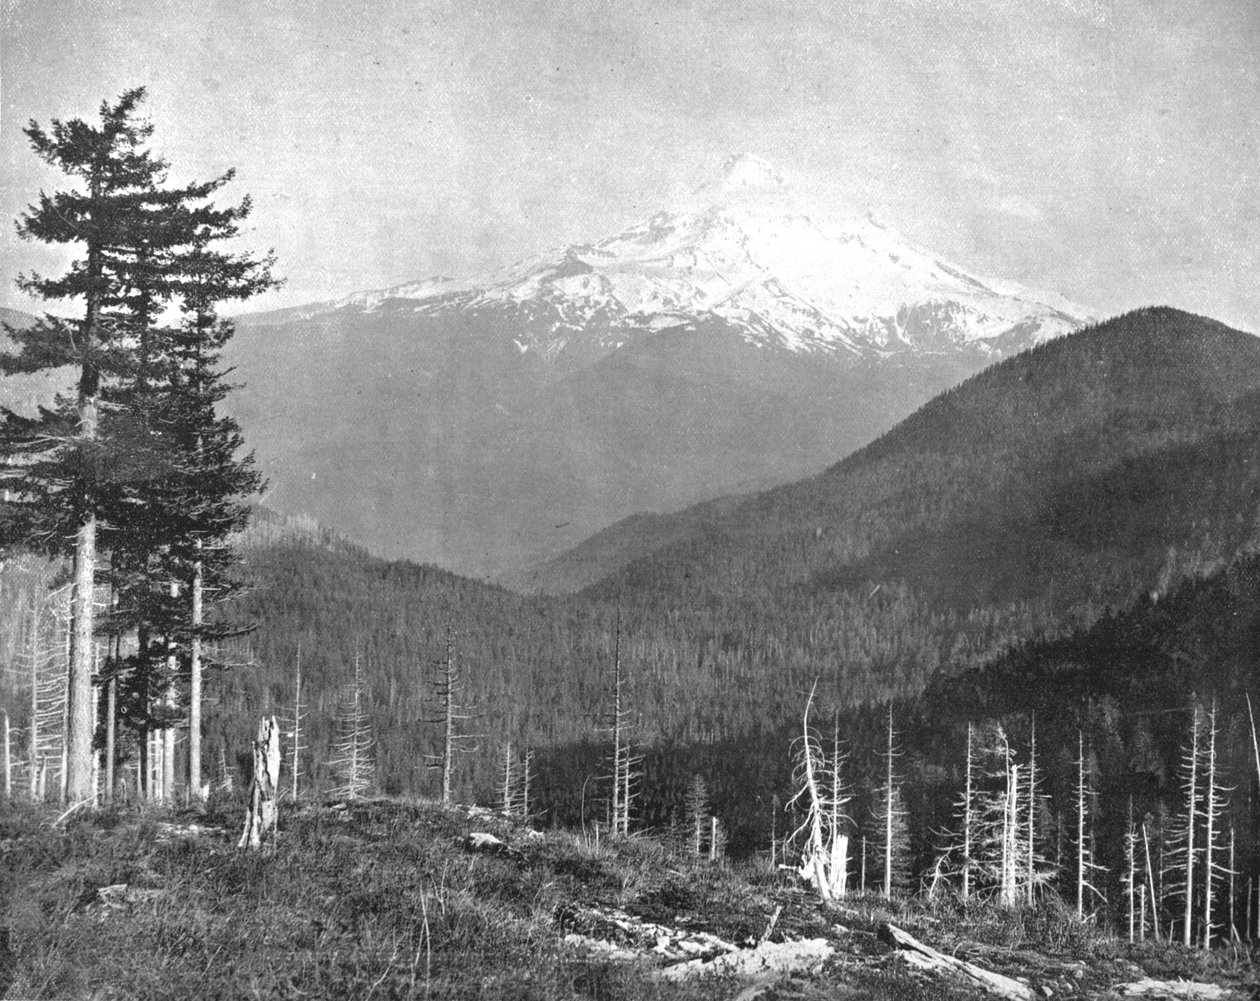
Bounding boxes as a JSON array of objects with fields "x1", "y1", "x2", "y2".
[
  {"x1": 442, "y1": 638, "x2": 454, "y2": 804},
  {"x1": 238, "y1": 716, "x2": 280, "y2": 849},
  {"x1": 1076, "y1": 732, "x2": 1086, "y2": 919},
  {"x1": 1025, "y1": 716, "x2": 1038, "y2": 903},
  {"x1": 1125, "y1": 801, "x2": 1138, "y2": 943},
  {"x1": 1002, "y1": 761, "x2": 1019, "y2": 908},
  {"x1": 138, "y1": 624, "x2": 151, "y2": 800},
  {"x1": 1143, "y1": 822, "x2": 1162, "y2": 942},
  {"x1": 65, "y1": 408, "x2": 98, "y2": 805},
  {"x1": 883, "y1": 707, "x2": 895, "y2": 898},
  {"x1": 90, "y1": 666, "x2": 99, "y2": 804},
  {"x1": 621, "y1": 743, "x2": 631, "y2": 837},
  {"x1": 610, "y1": 627, "x2": 624, "y2": 834},
  {"x1": 828, "y1": 712, "x2": 850, "y2": 898},
  {"x1": 188, "y1": 551, "x2": 204, "y2": 803},
  {"x1": 289, "y1": 646, "x2": 303, "y2": 802},
  {"x1": 1247, "y1": 693, "x2": 1260, "y2": 798},
  {"x1": 59, "y1": 650, "x2": 69, "y2": 805},
  {"x1": 1183, "y1": 704, "x2": 1200, "y2": 948},
  {"x1": 28, "y1": 611, "x2": 37, "y2": 800},
  {"x1": 520, "y1": 746, "x2": 533, "y2": 819},
  {"x1": 162, "y1": 580, "x2": 178, "y2": 804},
  {"x1": 1201, "y1": 700, "x2": 1220, "y2": 949},
  {"x1": 218, "y1": 745, "x2": 232, "y2": 792},
  {"x1": 105, "y1": 671, "x2": 116, "y2": 805},
  {"x1": 1228, "y1": 828, "x2": 1237, "y2": 942},
  {"x1": 959, "y1": 723, "x2": 973, "y2": 900},
  {"x1": 2, "y1": 710, "x2": 10, "y2": 802},
  {"x1": 501, "y1": 743, "x2": 514, "y2": 814},
  {"x1": 790, "y1": 682, "x2": 832, "y2": 902}
]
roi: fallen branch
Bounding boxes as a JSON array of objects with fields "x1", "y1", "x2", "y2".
[
  {"x1": 758, "y1": 905, "x2": 783, "y2": 946},
  {"x1": 881, "y1": 923, "x2": 1033, "y2": 1001},
  {"x1": 51, "y1": 799, "x2": 91, "y2": 828}
]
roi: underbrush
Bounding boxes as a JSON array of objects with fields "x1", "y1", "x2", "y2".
[
  {"x1": 0, "y1": 800, "x2": 739, "y2": 1000},
  {"x1": 2, "y1": 799, "x2": 1255, "y2": 1000}
]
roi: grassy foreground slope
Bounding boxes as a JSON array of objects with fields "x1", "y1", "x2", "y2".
[{"x1": 3, "y1": 798, "x2": 1253, "y2": 1000}]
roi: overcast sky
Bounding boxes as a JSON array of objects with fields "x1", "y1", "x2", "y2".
[{"x1": 2, "y1": 0, "x2": 1257, "y2": 330}]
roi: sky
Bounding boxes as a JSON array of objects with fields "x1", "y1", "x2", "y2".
[{"x1": 2, "y1": 0, "x2": 1258, "y2": 331}]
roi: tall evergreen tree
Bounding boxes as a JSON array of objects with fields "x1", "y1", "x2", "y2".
[
  {"x1": 150, "y1": 234, "x2": 275, "y2": 801},
  {"x1": 0, "y1": 89, "x2": 231, "y2": 802}
]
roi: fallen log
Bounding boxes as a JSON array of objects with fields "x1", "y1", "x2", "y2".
[
  {"x1": 1115, "y1": 980, "x2": 1229, "y2": 999},
  {"x1": 881, "y1": 923, "x2": 1033, "y2": 1001},
  {"x1": 657, "y1": 937, "x2": 833, "y2": 982}
]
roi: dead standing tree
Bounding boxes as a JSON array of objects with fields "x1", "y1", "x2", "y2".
[
  {"x1": 328, "y1": 653, "x2": 374, "y2": 800},
  {"x1": 1199, "y1": 698, "x2": 1232, "y2": 949},
  {"x1": 500, "y1": 743, "x2": 537, "y2": 820},
  {"x1": 279, "y1": 644, "x2": 308, "y2": 801},
  {"x1": 597, "y1": 618, "x2": 640, "y2": 837},
  {"x1": 876, "y1": 705, "x2": 910, "y2": 898},
  {"x1": 787, "y1": 682, "x2": 850, "y2": 901},
  {"x1": 1074, "y1": 731, "x2": 1107, "y2": 920},
  {"x1": 932, "y1": 721, "x2": 978, "y2": 901},
  {"x1": 788, "y1": 682, "x2": 833, "y2": 902},
  {"x1": 426, "y1": 625, "x2": 478, "y2": 805},
  {"x1": 1168, "y1": 701, "x2": 1202, "y2": 947},
  {"x1": 22, "y1": 587, "x2": 71, "y2": 802}
]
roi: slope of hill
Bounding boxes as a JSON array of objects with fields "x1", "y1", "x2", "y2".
[
  {"x1": 896, "y1": 546, "x2": 1260, "y2": 920},
  {"x1": 481, "y1": 309, "x2": 1260, "y2": 724},
  {"x1": 225, "y1": 154, "x2": 1094, "y2": 577},
  {"x1": 13, "y1": 798, "x2": 1249, "y2": 1001},
  {"x1": 527, "y1": 308, "x2": 1260, "y2": 600}
]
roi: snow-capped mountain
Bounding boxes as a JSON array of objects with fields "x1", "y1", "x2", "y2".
[
  {"x1": 228, "y1": 155, "x2": 1097, "y2": 578},
  {"x1": 287, "y1": 153, "x2": 1093, "y2": 365}
]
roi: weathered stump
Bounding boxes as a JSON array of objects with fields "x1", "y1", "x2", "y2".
[{"x1": 237, "y1": 716, "x2": 281, "y2": 849}]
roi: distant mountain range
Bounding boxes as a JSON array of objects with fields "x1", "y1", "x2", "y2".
[{"x1": 225, "y1": 154, "x2": 1096, "y2": 577}]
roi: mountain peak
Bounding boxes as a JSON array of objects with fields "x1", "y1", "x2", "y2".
[{"x1": 693, "y1": 153, "x2": 789, "y2": 201}]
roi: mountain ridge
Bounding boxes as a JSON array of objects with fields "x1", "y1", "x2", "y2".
[
  {"x1": 221, "y1": 155, "x2": 1099, "y2": 576},
  {"x1": 521, "y1": 307, "x2": 1260, "y2": 603}
]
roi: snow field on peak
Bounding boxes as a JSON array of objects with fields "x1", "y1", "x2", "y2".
[{"x1": 315, "y1": 160, "x2": 1094, "y2": 360}]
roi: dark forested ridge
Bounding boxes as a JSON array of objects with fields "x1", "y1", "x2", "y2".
[
  {"x1": 537, "y1": 306, "x2": 1260, "y2": 598},
  {"x1": 527, "y1": 309, "x2": 1260, "y2": 699}
]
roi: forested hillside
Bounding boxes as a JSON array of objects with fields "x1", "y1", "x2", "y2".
[
  {"x1": 195, "y1": 515, "x2": 1260, "y2": 922},
  {"x1": 542, "y1": 307, "x2": 1260, "y2": 598},
  {"x1": 542, "y1": 309, "x2": 1260, "y2": 697},
  {"x1": 5, "y1": 307, "x2": 1260, "y2": 937}
]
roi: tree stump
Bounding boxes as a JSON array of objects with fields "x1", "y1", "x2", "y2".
[{"x1": 238, "y1": 716, "x2": 281, "y2": 849}]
